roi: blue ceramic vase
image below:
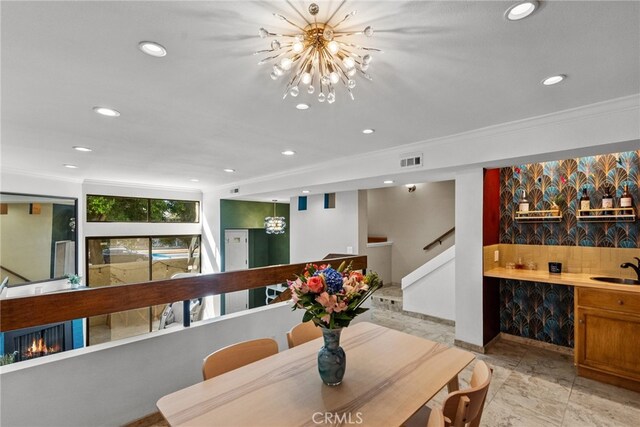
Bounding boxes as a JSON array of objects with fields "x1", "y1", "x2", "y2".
[{"x1": 317, "y1": 328, "x2": 346, "y2": 386}]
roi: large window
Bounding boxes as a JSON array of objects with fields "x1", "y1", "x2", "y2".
[
  {"x1": 86, "y1": 195, "x2": 199, "y2": 223},
  {"x1": 86, "y1": 235, "x2": 201, "y2": 345}
]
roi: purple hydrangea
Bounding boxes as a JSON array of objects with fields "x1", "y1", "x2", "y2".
[{"x1": 316, "y1": 267, "x2": 343, "y2": 294}]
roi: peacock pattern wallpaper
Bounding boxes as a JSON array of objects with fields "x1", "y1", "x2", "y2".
[
  {"x1": 500, "y1": 280, "x2": 574, "y2": 347},
  {"x1": 498, "y1": 150, "x2": 639, "y2": 348},
  {"x1": 499, "y1": 150, "x2": 639, "y2": 247}
]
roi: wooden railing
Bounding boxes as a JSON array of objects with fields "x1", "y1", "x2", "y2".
[
  {"x1": 0, "y1": 255, "x2": 367, "y2": 332},
  {"x1": 423, "y1": 227, "x2": 455, "y2": 251}
]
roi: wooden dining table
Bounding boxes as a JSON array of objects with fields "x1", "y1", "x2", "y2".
[{"x1": 157, "y1": 322, "x2": 475, "y2": 427}]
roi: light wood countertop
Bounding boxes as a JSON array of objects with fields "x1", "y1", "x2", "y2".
[{"x1": 484, "y1": 267, "x2": 640, "y2": 294}]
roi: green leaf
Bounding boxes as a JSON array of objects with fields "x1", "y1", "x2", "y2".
[{"x1": 302, "y1": 311, "x2": 314, "y2": 323}]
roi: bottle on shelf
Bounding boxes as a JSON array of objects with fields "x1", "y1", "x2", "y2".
[
  {"x1": 620, "y1": 184, "x2": 634, "y2": 214},
  {"x1": 602, "y1": 185, "x2": 614, "y2": 215},
  {"x1": 518, "y1": 190, "x2": 529, "y2": 213},
  {"x1": 579, "y1": 187, "x2": 590, "y2": 216}
]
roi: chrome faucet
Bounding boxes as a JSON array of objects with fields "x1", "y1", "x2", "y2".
[{"x1": 621, "y1": 257, "x2": 640, "y2": 281}]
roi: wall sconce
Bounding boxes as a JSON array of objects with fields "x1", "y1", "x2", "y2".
[{"x1": 406, "y1": 184, "x2": 417, "y2": 193}]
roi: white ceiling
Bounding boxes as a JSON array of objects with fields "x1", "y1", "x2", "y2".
[{"x1": 2, "y1": 1, "x2": 639, "y2": 193}]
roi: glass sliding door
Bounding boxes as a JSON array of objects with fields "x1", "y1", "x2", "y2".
[
  {"x1": 150, "y1": 236, "x2": 201, "y2": 330},
  {"x1": 86, "y1": 235, "x2": 200, "y2": 344}
]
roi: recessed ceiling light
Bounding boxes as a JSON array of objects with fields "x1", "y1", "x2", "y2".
[
  {"x1": 505, "y1": 1, "x2": 538, "y2": 21},
  {"x1": 296, "y1": 103, "x2": 310, "y2": 110},
  {"x1": 302, "y1": 190, "x2": 310, "y2": 194},
  {"x1": 73, "y1": 146, "x2": 92, "y2": 152},
  {"x1": 64, "y1": 164, "x2": 78, "y2": 169},
  {"x1": 384, "y1": 180, "x2": 394, "y2": 184},
  {"x1": 189, "y1": 178, "x2": 200, "y2": 182},
  {"x1": 93, "y1": 106, "x2": 120, "y2": 117},
  {"x1": 362, "y1": 129, "x2": 375, "y2": 134},
  {"x1": 138, "y1": 41, "x2": 167, "y2": 57},
  {"x1": 405, "y1": 183, "x2": 416, "y2": 188},
  {"x1": 542, "y1": 74, "x2": 566, "y2": 86},
  {"x1": 281, "y1": 150, "x2": 296, "y2": 156},
  {"x1": 223, "y1": 168, "x2": 236, "y2": 173}
]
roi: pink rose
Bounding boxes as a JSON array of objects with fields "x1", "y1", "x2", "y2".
[
  {"x1": 349, "y1": 271, "x2": 364, "y2": 282},
  {"x1": 307, "y1": 276, "x2": 325, "y2": 293}
]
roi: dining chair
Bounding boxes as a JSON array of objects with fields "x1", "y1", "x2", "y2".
[
  {"x1": 403, "y1": 360, "x2": 492, "y2": 427},
  {"x1": 202, "y1": 338, "x2": 279, "y2": 380},
  {"x1": 427, "y1": 408, "x2": 445, "y2": 427},
  {"x1": 286, "y1": 321, "x2": 323, "y2": 348}
]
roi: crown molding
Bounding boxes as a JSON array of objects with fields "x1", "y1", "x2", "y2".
[
  {"x1": 82, "y1": 179, "x2": 202, "y2": 195},
  {"x1": 0, "y1": 168, "x2": 84, "y2": 184},
  {"x1": 213, "y1": 94, "x2": 640, "y2": 195}
]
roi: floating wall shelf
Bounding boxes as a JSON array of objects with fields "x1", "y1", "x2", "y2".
[
  {"x1": 577, "y1": 207, "x2": 636, "y2": 223},
  {"x1": 515, "y1": 209, "x2": 563, "y2": 223}
]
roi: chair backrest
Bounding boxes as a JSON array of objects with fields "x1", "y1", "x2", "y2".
[
  {"x1": 202, "y1": 338, "x2": 279, "y2": 380},
  {"x1": 427, "y1": 408, "x2": 446, "y2": 427},
  {"x1": 286, "y1": 321, "x2": 323, "y2": 349},
  {"x1": 441, "y1": 361, "x2": 492, "y2": 427}
]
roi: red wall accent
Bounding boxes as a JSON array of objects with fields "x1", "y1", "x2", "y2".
[
  {"x1": 483, "y1": 168, "x2": 500, "y2": 246},
  {"x1": 483, "y1": 168, "x2": 501, "y2": 345}
]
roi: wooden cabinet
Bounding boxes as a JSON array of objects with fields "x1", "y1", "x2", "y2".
[{"x1": 575, "y1": 288, "x2": 640, "y2": 392}]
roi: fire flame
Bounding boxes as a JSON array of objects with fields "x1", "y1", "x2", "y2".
[
  {"x1": 25, "y1": 338, "x2": 59, "y2": 357},
  {"x1": 29, "y1": 338, "x2": 48, "y2": 354}
]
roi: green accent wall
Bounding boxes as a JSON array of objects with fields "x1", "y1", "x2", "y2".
[{"x1": 220, "y1": 200, "x2": 290, "y2": 312}]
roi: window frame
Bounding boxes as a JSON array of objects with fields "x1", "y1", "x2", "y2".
[{"x1": 85, "y1": 194, "x2": 200, "y2": 224}]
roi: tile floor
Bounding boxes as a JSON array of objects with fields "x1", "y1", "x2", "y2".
[{"x1": 370, "y1": 309, "x2": 640, "y2": 427}]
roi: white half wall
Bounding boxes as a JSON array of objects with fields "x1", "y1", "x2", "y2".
[
  {"x1": 365, "y1": 242, "x2": 392, "y2": 284},
  {"x1": 454, "y1": 169, "x2": 484, "y2": 347},
  {"x1": 290, "y1": 191, "x2": 364, "y2": 262},
  {"x1": 0, "y1": 303, "x2": 302, "y2": 427},
  {"x1": 402, "y1": 245, "x2": 455, "y2": 321}
]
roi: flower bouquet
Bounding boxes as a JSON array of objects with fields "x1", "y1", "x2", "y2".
[
  {"x1": 288, "y1": 261, "x2": 382, "y2": 329},
  {"x1": 288, "y1": 261, "x2": 381, "y2": 385}
]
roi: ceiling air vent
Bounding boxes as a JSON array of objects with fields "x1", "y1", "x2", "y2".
[
  {"x1": 400, "y1": 153, "x2": 423, "y2": 169},
  {"x1": 230, "y1": 188, "x2": 239, "y2": 194}
]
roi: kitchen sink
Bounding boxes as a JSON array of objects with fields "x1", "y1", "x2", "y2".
[{"x1": 590, "y1": 276, "x2": 640, "y2": 285}]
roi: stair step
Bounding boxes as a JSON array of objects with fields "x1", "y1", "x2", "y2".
[
  {"x1": 371, "y1": 283, "x2": 454, "y2": 326},
  {"x1": 373, "y1": 283, "x2": 403, "y2": 312}
]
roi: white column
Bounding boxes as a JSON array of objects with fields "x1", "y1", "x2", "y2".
[{"x1": 454, "y1": 168, "x2": 484, "y2": 347}]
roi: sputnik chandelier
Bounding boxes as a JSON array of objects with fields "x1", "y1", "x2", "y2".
[
  {"x1": 256, "y1": 1, "x2": 379, "y2": 104},
  {"x1": 265, "y1": 200, "x2": 286, "y2": 234}
]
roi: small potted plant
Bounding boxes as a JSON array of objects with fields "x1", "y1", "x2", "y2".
[{"x1": 66, "y1": 274, "x2": 83, "y2": 290}]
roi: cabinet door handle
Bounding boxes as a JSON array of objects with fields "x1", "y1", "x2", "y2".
[
  {"x1": 579, "y1": 319, "x2": 584, "y2": 324},
  {"x1": 618, "y1": 300, "x2": 624, "y2": 305}
]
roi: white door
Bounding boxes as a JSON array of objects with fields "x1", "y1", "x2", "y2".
[{"x1": 224, "y1": 229, "x2": 249, "y2": 314}]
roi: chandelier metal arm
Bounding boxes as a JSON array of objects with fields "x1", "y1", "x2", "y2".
[
  {"x1": 258, "y1": 51, "x2": 290, "y2": 65},
  {"x1": 332, "y1": 10, "x2": 357, "y2": 30},
  {"x1": 325, "y1": 0, "x2": 347, "y2": 27},
  {"x1": 273, "y1": 13, "x2": 308, "y2": 32},
  {"x1": 286, "y1": 0, "x2": 313, "y2": 26}
]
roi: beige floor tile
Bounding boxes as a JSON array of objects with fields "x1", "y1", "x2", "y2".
[
  {"x1": 486, "y1": 371, "x2": 571, "y2": 426},
  {"x1": 368, "y1": 308, "x2": 637, "y2": 427}
]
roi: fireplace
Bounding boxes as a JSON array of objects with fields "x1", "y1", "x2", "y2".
[{"x1": 4, "y1": 322, "x2": 73, "y2": 362}]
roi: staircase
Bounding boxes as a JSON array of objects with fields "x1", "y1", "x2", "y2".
[
  {"x1": 371, "y1": 282, "x2": 454, "y2": 325},
  {"x1": 372, "y1": 283, "x2": 403, "y2": 312}
]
